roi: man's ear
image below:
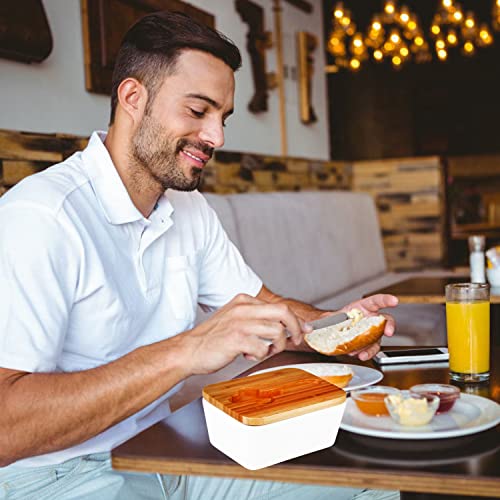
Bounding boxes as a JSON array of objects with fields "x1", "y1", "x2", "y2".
[{"x1": 116, "y1": 78, "x2": 148, "y2": 124}]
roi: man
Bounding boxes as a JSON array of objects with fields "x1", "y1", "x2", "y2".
[{"x1": 0, "y1": 11, "x2": 399, "y2": 500}]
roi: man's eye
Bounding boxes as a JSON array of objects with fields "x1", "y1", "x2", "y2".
[{"x1": 190, "y1": 109, "x2": 204, "y2": 118}]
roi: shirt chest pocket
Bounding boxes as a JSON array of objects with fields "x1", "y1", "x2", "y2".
[{"x1": 165, "y1": 255, "x2": 199, "y2": 322}]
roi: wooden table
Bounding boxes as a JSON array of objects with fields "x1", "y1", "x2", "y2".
[
  {"x1": 112, "y1": 347, "x2": 500, "y2": 500},
  {"x1": 371, "y1": 276, "x2": 500, "y2": 304}
]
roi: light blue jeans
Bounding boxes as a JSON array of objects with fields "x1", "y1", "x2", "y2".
[{"x1": 0, "y1": 453, "x2": 400, "y2": 500}]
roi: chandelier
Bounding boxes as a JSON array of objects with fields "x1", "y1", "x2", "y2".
[{"x1": 327, "y1": 0, "x2": 497, "y2": 72}]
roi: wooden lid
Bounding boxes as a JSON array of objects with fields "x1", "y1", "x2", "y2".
[{"x1": 202, "y1": 368, "x2": 346, "y2": 426}]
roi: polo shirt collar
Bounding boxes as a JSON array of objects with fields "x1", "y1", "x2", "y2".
[{"x1": 81, "y1": 131, "x2": 173, "y2": 225}]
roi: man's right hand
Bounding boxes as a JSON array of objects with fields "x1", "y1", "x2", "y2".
[{"x1": 178, "y1": 293, "x2": 310, "y2": 375}]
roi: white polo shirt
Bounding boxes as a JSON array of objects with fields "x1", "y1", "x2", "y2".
[{"x1": 0, "y1": 131, "x2": 262, "y2": 467}]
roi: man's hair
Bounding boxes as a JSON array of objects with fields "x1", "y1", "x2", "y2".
[{"x1": 109, "y1": 11, "x2": 242, "y2": 124}]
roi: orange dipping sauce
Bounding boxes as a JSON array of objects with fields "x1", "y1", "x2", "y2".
[
  {"x1": 351, "y1": 386, "x2": 401, "y2": 416},
  {"x1": 353, "y1": 393, "x2": 390, "y2": 416}
]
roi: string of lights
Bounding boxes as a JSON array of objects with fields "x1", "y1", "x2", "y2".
[{"x1": 327, "y1": 0, "x2": 497, "y2": 72}]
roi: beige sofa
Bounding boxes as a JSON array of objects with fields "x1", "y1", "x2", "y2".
[{"x1": 169, "y1": 190, "x2": 451, "y2": 411}]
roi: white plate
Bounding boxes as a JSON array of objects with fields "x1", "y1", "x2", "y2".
[
  {"x1": 252, "y1": 363, "x2": 383, "y2": 391},
  {"x1": 340, "y1": 393, "x2": 500, "y2": 440}
]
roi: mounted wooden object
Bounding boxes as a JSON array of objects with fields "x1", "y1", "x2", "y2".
[
  {"x1": 272, "y1": 0, "x2": 288, "y2": 156},
  {"x1": 0, "y1": 0, "x2": 52, "y2": 63},
  {"x1": 235, "y1": 0, "x2": 274, "y2": 114},
  {"x1": 297, "y1": 31, "x2": 318, "y2": 124},
  {"x1": 81, "y1": 0, "x2": 214, "y2": 95},
  {"x1": 283, "y1": 0, "x2": 313, "y2": 13}
]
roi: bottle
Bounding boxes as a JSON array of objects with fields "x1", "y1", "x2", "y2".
[{"x1": 468, "y1": 235, "x2": 486, "y2": 283}]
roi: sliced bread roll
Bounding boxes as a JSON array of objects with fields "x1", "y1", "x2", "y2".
[
  {"x1": 302, "y1": 364, "x2": 354, "y2": 388},
  {"x1": 305, "y1": 314, "x2": 386, "y2": 356}
]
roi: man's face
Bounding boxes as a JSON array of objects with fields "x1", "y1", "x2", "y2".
[{"x1": 131, "y1": 50, "x2": 235, "y2": 191}]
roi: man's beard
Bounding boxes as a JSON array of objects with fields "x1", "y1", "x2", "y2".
[{"x1": 130, "y1": 113, "x2": 212, "y2": 192}]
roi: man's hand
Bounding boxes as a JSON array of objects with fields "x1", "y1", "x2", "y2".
[
  {"x1": 178, "y1": 293, "x2": 312, "y2": 375},
  {"x1": 341, "y1": 293, "x2": 398, "y2": 361}
]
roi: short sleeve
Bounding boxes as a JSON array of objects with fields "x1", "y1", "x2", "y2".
[
  {"x1": 0, "y1": 203, "x2": 80, "y2": 372},
  {"x1": 197, "y1": 201, "x2": 262, "y2": 310}
]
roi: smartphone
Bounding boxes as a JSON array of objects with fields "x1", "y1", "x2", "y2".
[{"x1": 373, "y1": 347, "x2": 449, "y2": 365}]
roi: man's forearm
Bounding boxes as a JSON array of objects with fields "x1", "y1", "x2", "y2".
[{"x1": 0, "y1": 335, "x2": 189, "y2": 466}]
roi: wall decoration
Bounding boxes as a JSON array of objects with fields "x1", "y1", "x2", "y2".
[
  {"x1": 81, "y1": 0, "x2": 215, "y2": 95},
  {"x1": 297, "y1": 31, "x2": 318, "y2": 124},
  {"x1": 0, "y1": 0, "x2": 52, "y2": 63},
  {"x1": 283, "y1": 0, "x2": 312, "y2": 14},
  {"x1": 235, "y1": 0, "x2": 275, "y2": 113}
]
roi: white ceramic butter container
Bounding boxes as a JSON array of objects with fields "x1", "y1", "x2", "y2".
[{"x1": 202, "y1": 367, "x2": 346, "y2": 470}]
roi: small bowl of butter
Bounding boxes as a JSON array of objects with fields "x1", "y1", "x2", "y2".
[{"x1": 384, "y1": 392, "x2": 439, "y2": 426}]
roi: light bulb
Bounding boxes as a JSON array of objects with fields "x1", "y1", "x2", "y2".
[
  {"x1": 399, "y1": 6, "x2": 410, "y2": 24},
  {"x1": 350, "y1": 58, "x2": 361, "y2": 70},
  {"x1": 480, "y1": 25, "x2": 491, "y2": 40},
  {"x1": 374, "y1": 50, "x2": 384, "y2": 60},
  {"x1": 392, "y1": 55, "x2": 402, "y2": 66},
  {"x1": 463, "y1": 41, "x2": 475, "y2": 54},
  {"x1": 437, "y1": 48, "x2": 448, "y2": 59},
  {"x1": 431, "y1": 25, "x2": 441, "y2": 35},
  {"x1": 385, "y1": 1, "x2": 396, "y2": 15},
  {"x1": 390, "y1": 30, "x2": 401, "y2": 43},
  {"x1": 340, "y1": 16, "x2": 350, "y2": 27},
  {"x1": 414, "y1": 36, "x2": 424, "y2": 46},
  {"x1": 447, "y1": 31, "x2": 458, "y2": 45},
  {"x1": 384, "y1": 41, "x2": 395, "y2": 52},
  {"x1": 333, "y1": 2, "x2": 344, "y2": 19}
]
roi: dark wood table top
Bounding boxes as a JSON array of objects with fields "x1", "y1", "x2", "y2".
[
  {"x1": 370, "y1": 276, "x2": 500, "y2": 304},
  {"x1": 112, "y1": 347, "x2": 500, "y2": 498}
]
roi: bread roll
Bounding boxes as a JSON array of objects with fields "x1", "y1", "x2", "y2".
[
  {"x1": 302, "y1": 364, "x2": 354, "y2": 388},
  {"x1": 305, "y1": 314, "x2": 386, "y2": 356}
]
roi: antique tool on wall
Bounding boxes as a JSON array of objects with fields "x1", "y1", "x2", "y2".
[
  {"x1": 235, "y1": 0, "x2": 276, "y2": 113},
  {"x1": 297, "y1": 31, "x2": 318, "y2": 124},
  {"x1": 0, "y1": 0, "x2": 53, "y2": 63},
  {"x1": 273, "y1": 0, "x2": 313, "y2": 155}
]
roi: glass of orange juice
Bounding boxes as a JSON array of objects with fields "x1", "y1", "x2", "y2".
[{"x1": 445, "y1": 283, "x2": 490, "y2": 382}]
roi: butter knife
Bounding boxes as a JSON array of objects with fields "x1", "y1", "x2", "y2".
[
  {"x1": 259, "y1": 312, "x2": 349, "y2": 346},
  {"x1": 309, "y1": 312, "x2": 349, "y2": 331}
]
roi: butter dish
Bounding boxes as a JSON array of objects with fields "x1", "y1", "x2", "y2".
[{"x1": 202, "y1": 368, "x2": 346, "y2": 469}]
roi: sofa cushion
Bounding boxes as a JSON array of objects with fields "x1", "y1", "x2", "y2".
[
  {"x1": 203, "y1": 193, "x2": 240, "y2": 246},
  {"x1": 215, "y1": 191, "x2": 386, "y2": 304}
]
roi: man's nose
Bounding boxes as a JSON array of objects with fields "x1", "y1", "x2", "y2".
[{"x1": 199, "y1": 119, "x2": 225, "y2": 149}]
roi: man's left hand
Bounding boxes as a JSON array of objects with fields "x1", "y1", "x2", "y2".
[{"x1": 341, "y1": 293, "x2": 398, "y2": 361}]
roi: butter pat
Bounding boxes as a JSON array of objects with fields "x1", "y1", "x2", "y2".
[
  {"x1": 385, "y1": 394, "x2": 438, "y2": 426},
  {"x1": 347, "y1": 308, "x2": 363, "y2": 326}
]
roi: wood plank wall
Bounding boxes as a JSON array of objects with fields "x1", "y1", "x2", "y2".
[
  {"x1": 0, "y1": 129, "x2": 445, "y2": 271},
  {"x1": 0, "y1": 129, "x2": 88, "y2": 195},
  {"x1": 351, "y1": 157, "x2": 445, "y2": 271}
]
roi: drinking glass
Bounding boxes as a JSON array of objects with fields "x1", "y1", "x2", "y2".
[{"x1": 445, "y1": 283, "x2": 490, "y2": 382}]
